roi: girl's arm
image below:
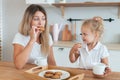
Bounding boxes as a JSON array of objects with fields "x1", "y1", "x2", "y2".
[
  {"x1": 101, "y1": 57, "x2": 111, "y2": 76},
  {"x1": 69, "y1": 43, "x2": 81, "y2": 63},
  {"x1": 101, "y1": 57, "x2": 109, "y2": 66},
  {"x1": 47, "y1": 46, "x2": 56, "y2": 66}
]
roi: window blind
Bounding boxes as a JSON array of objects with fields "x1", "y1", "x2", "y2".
[{"x1": 0, "y1": 0, "x2": 2, "y2": 61}]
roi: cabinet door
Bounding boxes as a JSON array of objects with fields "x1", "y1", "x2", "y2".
[
  {"x1": 53, "y1": 47, "x2": 79, "y2": 68},
  {"x1": 109, "y1": 50, "x2": 120, "y2": 72}
]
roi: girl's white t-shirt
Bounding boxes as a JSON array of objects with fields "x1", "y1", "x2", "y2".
[
  {"x1": 79, "y1": 42, "x2": 109, "y2": 69},
  {"x1": 12, "y1": 32, "x2": 53, "y2": 64}
]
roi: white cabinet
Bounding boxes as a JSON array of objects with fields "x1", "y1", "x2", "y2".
[
  {"x1": 53, "y1": 46, "x2": 79, "y2": 68},
  {"x1": 109, "y1": 50, "x2": 120, "y2": 72},
  {"x1": 25, "y1": 0, "x2": 55, "y2": 4},
  {"x1": 53, "y1": 42, "x2": 120, "y2": 72}
]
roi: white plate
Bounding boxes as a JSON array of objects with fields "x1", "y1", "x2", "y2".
[{"x1": 38, "y1": 69, "x2": 70, "y2": 80}]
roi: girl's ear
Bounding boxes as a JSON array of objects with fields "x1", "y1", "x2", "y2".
[{"x1": 95, "y1": 32, "x2": 100, "y2": 40}]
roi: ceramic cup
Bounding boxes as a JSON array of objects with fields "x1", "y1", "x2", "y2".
[
  {"x1": 34, "y1": 57, "x2": 47, "y2": 66},
  {"x1": 59, "y1": 0, "x2": 66, "y2": 3},
  {"x1": 93, "y1": 63, "x2": 106, "y2": 75}
]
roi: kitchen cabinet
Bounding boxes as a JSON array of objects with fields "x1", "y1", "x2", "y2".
[
  {"x1": 53, "y1": 46, "x2": 120, "y2": 72},
  {"x1": 109, "y1": 50, "x2": 120, "y2": 72},
  {"x1": 25, "y1": 0, "x2": 55, "y2": 4},
  {"x1": 53, "y1": 46, "x2": 79, "y2": 68},
  {"x1": 53, "y1": 41, "x2": 120, "y2": 50},
  {"x1": 52, "y1": 2, "x2": 120, "y2": 18},
  {"x1": 53, "y1": 41, "x2": 120, "y2": 71},
  {"x1": 25, "y1": 0, "x2": 55, "y2": 8}
]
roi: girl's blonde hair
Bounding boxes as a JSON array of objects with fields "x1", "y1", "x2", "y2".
[
  {"x1": 19, "y1": 4, "x2": 49, "y2": 55},
  {"x1": 82, "y1": 16, "x2": 104, "y2": 38}
]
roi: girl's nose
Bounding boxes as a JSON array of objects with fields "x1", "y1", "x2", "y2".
[{"x1": 81, "y1": 35, "x2": 85, "y2": 39}]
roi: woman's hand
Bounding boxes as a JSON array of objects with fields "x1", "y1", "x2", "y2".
[{"x1": 29, "y1": 26, "x2": 40, "y2": 43}]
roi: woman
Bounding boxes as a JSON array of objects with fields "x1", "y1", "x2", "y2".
[{"x1": 12, "y1": 4, "x2": 56, "y2": 69}]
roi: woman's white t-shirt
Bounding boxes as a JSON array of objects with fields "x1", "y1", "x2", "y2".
[
  {"x1": 12, "y1": 32, "x2": 53, "y2": 64},
  {"x1": 79, "y1": 42, "x2": 109, "y2": 69}
]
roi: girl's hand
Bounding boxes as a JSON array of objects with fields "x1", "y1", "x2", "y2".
[
  {"x1": 94, "y1": 58, "x2": 111, "y2": 78},
  {"x1": 93, "y1": 67, "x2": 111, "y2": 78},
  {"x1": 104, "y1": 67, "x2": 111, "y2": 76},
  {"x1": 72, "y1": 43, "x2": 82, "y2": 52},
  {"x1": 69, "y1": 43, "x2": 81, "y2": 63}
]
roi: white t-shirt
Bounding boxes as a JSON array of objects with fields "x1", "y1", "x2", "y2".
[
  {"x1": 79, "y1": 42, "x2": 109, "y2": 69},
  {"x1": 12, "y1": 32, "x2": 53, "y2": 64}
]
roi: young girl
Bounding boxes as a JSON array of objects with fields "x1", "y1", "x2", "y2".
[
  {"x1": 12, "y1": 4, "x2": 56, "y2": 69},
  {"x1": 69, "y1": 16, "x2": 111, "y2": 76}
]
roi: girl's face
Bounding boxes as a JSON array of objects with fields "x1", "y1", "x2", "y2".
[
  {"x1": 81, "y1": 26, "x2": 96, "y2": 44},
  {"x1": 31, "y1": 11, "x2": 46, "y2": 28}
]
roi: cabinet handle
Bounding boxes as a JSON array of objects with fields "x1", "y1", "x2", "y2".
[{"x1": 58, "y1": 48, "x2": 64, "y2": 51}]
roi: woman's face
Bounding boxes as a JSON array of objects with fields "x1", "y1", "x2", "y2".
[
  {"x1": 81, "y1": 26, "x2": 96, "y2": 44},
  {"x1": 31, "y1": 11, "x2": 46, "y2": 29}
]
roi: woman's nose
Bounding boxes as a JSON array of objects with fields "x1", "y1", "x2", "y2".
[{"x1": 38, "y1": 20, "x2": 41, "y2": 25}]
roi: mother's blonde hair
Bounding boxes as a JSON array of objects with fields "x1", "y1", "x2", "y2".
[{"x1": 19, "y1": 4, "x2": 49, "y2": 55}]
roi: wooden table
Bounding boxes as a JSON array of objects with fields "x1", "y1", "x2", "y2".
[
  {"x1": 0, "y1": 61, "x2": 120, "y2": 80},
  {"x1": 0, "y1": 61, "x2": 36, "y2": 80}
]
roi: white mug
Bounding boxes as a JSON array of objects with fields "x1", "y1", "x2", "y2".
[
  {"x1": 93, "y1": 63, "x2": 106, "y2": 75},
  {"x1": 34, "y1": 57, "x2": 47, "y2": 66},
  {"x1": 59, "y1": 0, "x2": 66, "y2": 3}
]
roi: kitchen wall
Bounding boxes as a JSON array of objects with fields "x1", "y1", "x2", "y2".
[
  {"x1": 55, "y1": 0, "x2": 120, "y2": 2},
  {"x1": 0, "y1": 0, "x2": 2, "y2": 61},
  {"x1": 2, "y1": 0, "x2": 120, "y2": 61}
]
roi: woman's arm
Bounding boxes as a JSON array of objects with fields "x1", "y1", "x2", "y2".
[
  {"x1": 13, "y1": 26, "x2": 39, "y2": 69},
  {"x1": 47, "y1": 46, "x2": 56, "y2": 66},
  {"x1": 13, "y1": 40, "x2": 35, "y2": 69}
]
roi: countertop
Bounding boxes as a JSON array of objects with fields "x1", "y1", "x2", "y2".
[
  {"x1": 1, "y1": 61, "x2": 120, "y2": 80},
  {"x1": 53, "y1": 41, "x2": 120, "y2": 50}
]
